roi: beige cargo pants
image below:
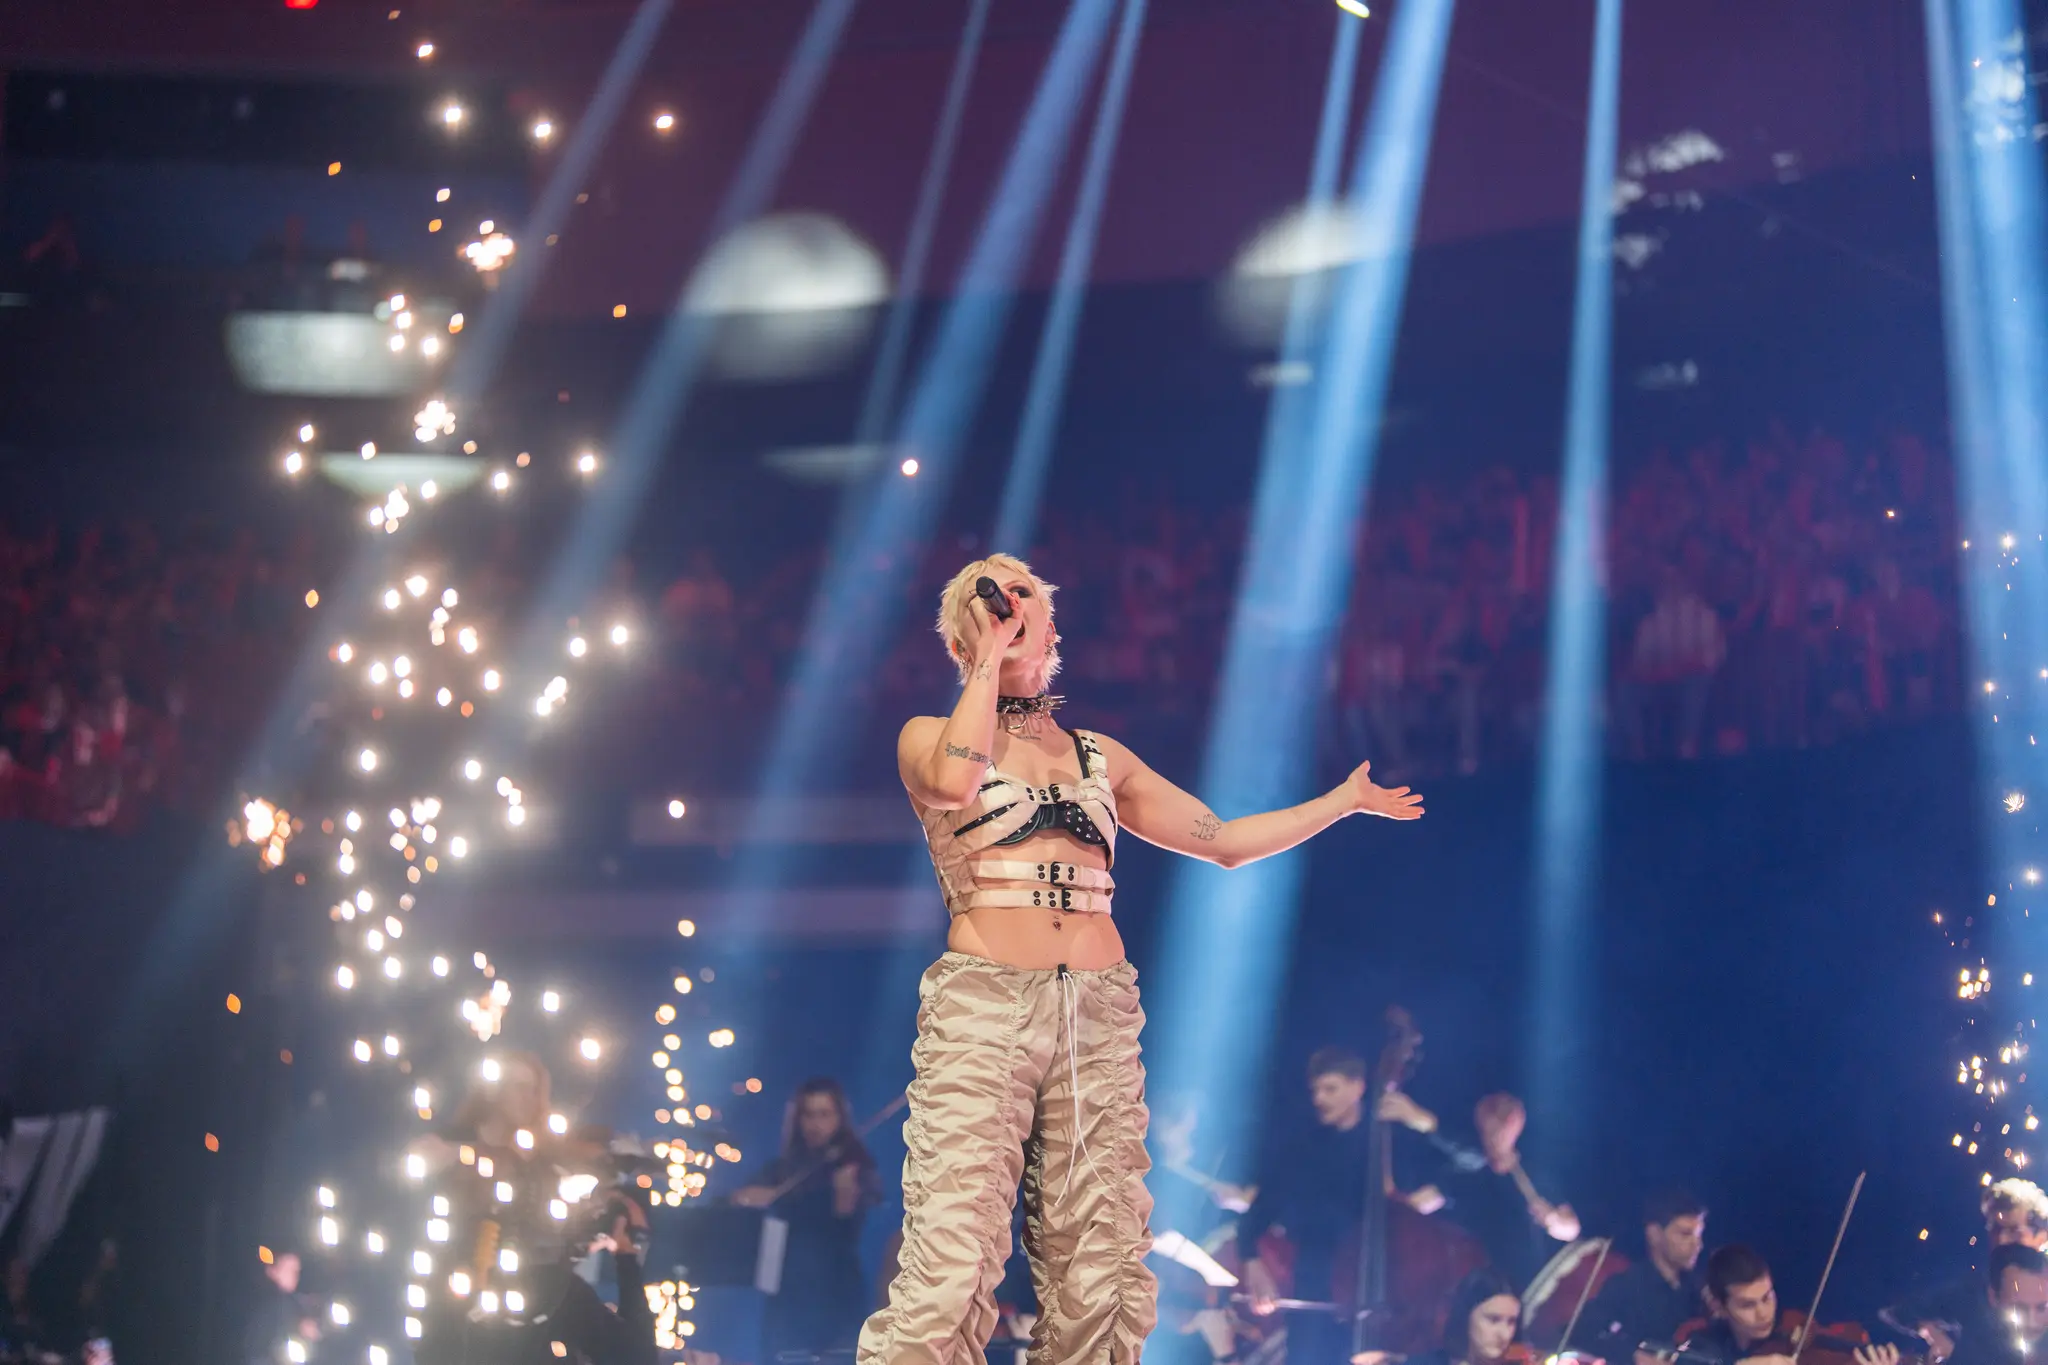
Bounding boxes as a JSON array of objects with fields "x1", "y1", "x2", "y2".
[{"x1": 857, "y1": 952, "x2": 1157, "y2": 1365}]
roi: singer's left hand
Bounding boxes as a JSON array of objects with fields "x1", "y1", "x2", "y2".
[{"x1": 1348, "y1": 762, "x2": 1424, "y2": 820}]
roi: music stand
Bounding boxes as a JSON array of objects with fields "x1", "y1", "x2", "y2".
[{"x1": 663, "y1": 1207, "x2": 789, "y2": 1294}]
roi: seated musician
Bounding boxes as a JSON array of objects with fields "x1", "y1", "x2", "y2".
[
  {"x1": 1679, "y1": 1245, "x2": 1897, "y2": 1365},
  {"x1": 1884, "y1": 1181, "x2": 2048, "y2": 1362},
  {"x1": 1926, "y1": 1244, "x2": 2048, "y2": 1365},
  {"x1": 1402, "y1": 1271, "x2": 1526, "y2": 1365},
  {"x1": 1571, "y1": 1189, "x2": 1707, "y2": 1365},
  {"x1": 1367, "y1": 1087, "x2": 1577, "y2": 1289},
  {"x1": 409, "y1": 1053, "x2": 657, "y2": 1365},
  {"x1": 1238, "y1": 1048, "x2": 1392, "y2": 1365}
]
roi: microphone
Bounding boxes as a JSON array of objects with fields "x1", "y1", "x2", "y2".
[{"x1": 975, "y1": 576, "x2": 1013, "y2": 622}]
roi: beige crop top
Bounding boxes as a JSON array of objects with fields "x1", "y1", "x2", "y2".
[{"x1": 917, "y1": 729, "x2": 1119, "y2": 917}]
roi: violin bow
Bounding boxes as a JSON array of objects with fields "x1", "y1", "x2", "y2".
[
  {"x1": 761, "y1": 1092, "x2": 909, "y2": 1203},
  {"x1": 1552, "y1": 1237, "x2": 1614, "y2": 1360},
  {"x1": 1791, "y1": 1171, "x2": 1868, "y2": 1365}
]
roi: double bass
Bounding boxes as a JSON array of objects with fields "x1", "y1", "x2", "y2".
[
  {"x1": 1236, "y1": 1009, "x2": 1488, "y2": 1354},
  {"x1": 1350, "y1": 1006, "x2": 1491, "y2": 1355}
]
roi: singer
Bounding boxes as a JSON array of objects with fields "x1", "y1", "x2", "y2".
[{"x1": 857, "y1": 554, "x2": 1426, "y2": 1365}]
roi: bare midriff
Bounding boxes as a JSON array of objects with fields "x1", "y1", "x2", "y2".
[{"x1": 945, "y1": 826, "x2": 1124, "y2": 971}]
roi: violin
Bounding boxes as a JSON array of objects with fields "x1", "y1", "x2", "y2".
[{"x1": 1659, "y1": 1312, "x2": 1926, "y2": 1365}]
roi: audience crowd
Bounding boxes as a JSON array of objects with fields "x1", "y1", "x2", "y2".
[
  {"x1": 0, "y1": 521, "x2": 309, "y2": 830},
  {"x1": 0, "y1": 426, "x2": 1966, "y2": 830},
  {"x1": 651, "y1": 425, "x2": 1962, "y2": 779}
]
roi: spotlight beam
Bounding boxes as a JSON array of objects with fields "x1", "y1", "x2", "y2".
[
  {"x1": 991, "y1": 0, "x2": 1150, "y2": 553},
  {"x1": 445, "y1": 0, "x2": 676, "y2": 406},
  {"x1": 855, "y1": 0, "x2": 994, "y2": 446},
  {"x1": 1146, "y1": 0, "x2": 1457, "y2": 1235},
  {"x1": 731, "y1": 0, "x2": 1122, "y2": 894},
  {"x1": 489, "y1": 0, "x2": 861, "y2": 756},
  {"x1": 1923, "y1": 0, "x2": 2048, "y2": 920},
  {"x1": 1527, "y1": 0, "x2": 1622, "y2": 1167}
]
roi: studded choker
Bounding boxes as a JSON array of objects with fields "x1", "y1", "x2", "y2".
[{"x1": 996, "y1": 693, "x2": 1064, "y2": 719}]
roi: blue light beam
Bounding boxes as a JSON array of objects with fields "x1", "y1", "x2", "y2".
[
  {"x1": 492, "y1": 0, "x2": 860, "y2": 749},
  {"x1": 1145, "y1": 0, "x2": 1457, "y2": 1236},
  {"x1": 1922, "y1": 0, "x2": 2048, "y2": 913},
  {"x1": 854, "y1": 0, "x2": 994, "y2": 446},
  {"x1": 1526, "y1": 0, "x2": 1622, "y2": 1166},
  {"x1": 735, "y1": 0, "x2": 1121, "y2": 868},
  {"x1": 444, "y1": 0, "x2": 677, "y2": 406},
  {"x1": 990, "y1": 0, "x2": 1150, "y2": 552}
]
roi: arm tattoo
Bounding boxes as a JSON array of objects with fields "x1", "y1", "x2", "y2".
[
  {"x1": 1191, "y1": 812, "x2": 1222, "y2": 842},
  {"x1": 973, "y1": 661, "x2": 992, "y2": 682},
  {"x1": 945, "y1": 742, "x2": 991, "y2": 766}
]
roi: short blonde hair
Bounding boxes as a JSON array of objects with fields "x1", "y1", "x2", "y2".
[
  {"x1": 936, "y1": 554, "x2": 1060, "y2": 685},
  {"x1": 1986, "y1": 1178, "x2": 2048, "y2": 1229}
]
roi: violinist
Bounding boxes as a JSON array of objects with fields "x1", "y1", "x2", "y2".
[
  {"x1": 732, "y1": 1078, "x2": 881, "y2": 1362},
  {"x1": 1884, "y1": 1181, "x2": 2048, "y2": 1363},
  {"x1": 1678, "y1": 1245, "x2": 1899, "y2": 1365},
  {"x1": 410, "y1": 1053, "x2": 658, "y2": 1365},
  {"x1": 1572, "y1": 1189, "x2": 1708, "y2": 1365},
  {"x1": 1399, "y1": 1271, "x2": 1527, "y2": 1365},
  {"x1": 1933, "y1": 1244, "x2": 2048, "y2": 1365}
]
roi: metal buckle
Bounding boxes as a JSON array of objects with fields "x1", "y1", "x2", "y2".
[{"x1": 1057, "y1": 887, "x2": 1073, "y2": 910}]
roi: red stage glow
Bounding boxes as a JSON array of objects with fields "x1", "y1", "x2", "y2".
[{"x1": 285, "y1": 0, "x2": 318, "y2": 9}]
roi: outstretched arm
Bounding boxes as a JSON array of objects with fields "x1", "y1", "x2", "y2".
[{"x1": 1093, "y1": 734, "x2": 1422, "y2": 869}]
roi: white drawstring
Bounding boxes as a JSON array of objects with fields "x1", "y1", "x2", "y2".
[{"x1": 1058, "y1": 966, "x2": 1106, "y2": 1206}]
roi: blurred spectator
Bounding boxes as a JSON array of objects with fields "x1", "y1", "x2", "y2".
[{"x1": 1625, "y1": 566, "x2": 1726, "y2": 761}]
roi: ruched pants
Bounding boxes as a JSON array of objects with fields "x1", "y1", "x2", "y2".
[{"x1": 857, "y1": 953, "x2": 1157, "y2": 1365}]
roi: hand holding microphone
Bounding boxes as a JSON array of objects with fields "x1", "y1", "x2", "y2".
[
  {"x1": 966, "y1": 576, "x2": 1024, "y2": 665},
  {"x1": 975, "y1": 576, "x2": 1014, "y2": 621}
]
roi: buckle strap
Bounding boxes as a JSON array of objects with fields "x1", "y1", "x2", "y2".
[
  {"x1": 953, "y1": 887, "x2": 1114, "y2": 916},
  {"x1": 974, "y1": 859, "x2": 1114, "y2": 891}
]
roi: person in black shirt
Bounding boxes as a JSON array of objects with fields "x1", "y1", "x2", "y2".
[
  {"x1": 1237, "y1": 1048, "x2": 1378, "y2": 1365},
  {"x1": 1884, "y1": 1180, "x2": 2048, "y2": 1362},
  {"x1": 1405, "y1": 1271, "x2": 1525, "y2": 1365},
  {"x1": 733, "y1": 1078, "x2": 881, "y2": 1363},
  {"x1": 242, "y1": 1248, "x2": 319, "y2": 1365},
  {"x1": 1678, "y1": 1246, "x2": 1897, "y2": 1365},
  {"x1": 1929, "y1": 1244, "x2": 2048, "y2": 1365},
  {"x1": 1569, "y1": 1189, "x2": 1707, "y2": 1364}
]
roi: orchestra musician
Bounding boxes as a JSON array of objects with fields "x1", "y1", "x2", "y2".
[
  {"x1": 1675, "y1": 1245, "x2": 1898, "y2": 1365},
  {"x1": 243, "y1": 1245, "x2": 319, "y2": 1365},
  {"x1": 1399, "y1": 1271, "x2": 1528, "y2": 1365},
  {"x1": 1237, "y1": 1048, "x2": 1432, "y2": 1365},
  {"x1": 858, "y1": 557, "x2": 1425, "y2": 1365},
  {"x1": 409, "y1": 1053, "x2": 658, "y2": 1365},
  {"x1": 1889, "y1": 1244, "x2": 2048, "y2": 1365},
  {"x1": 1570, "y1": 1189, "x2": 1708, "y2": 1365},
  {"x1": 731, "y1": 1078, "x2": 882, "y2": 1362},
  {"x1": 1884, "y1": 1181, "x2": 2048, "y2": 1363}
]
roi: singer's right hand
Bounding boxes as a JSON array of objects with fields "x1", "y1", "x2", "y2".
[{"x1": 963, "y1": 593, "x2": 1025, "y2": 666}]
